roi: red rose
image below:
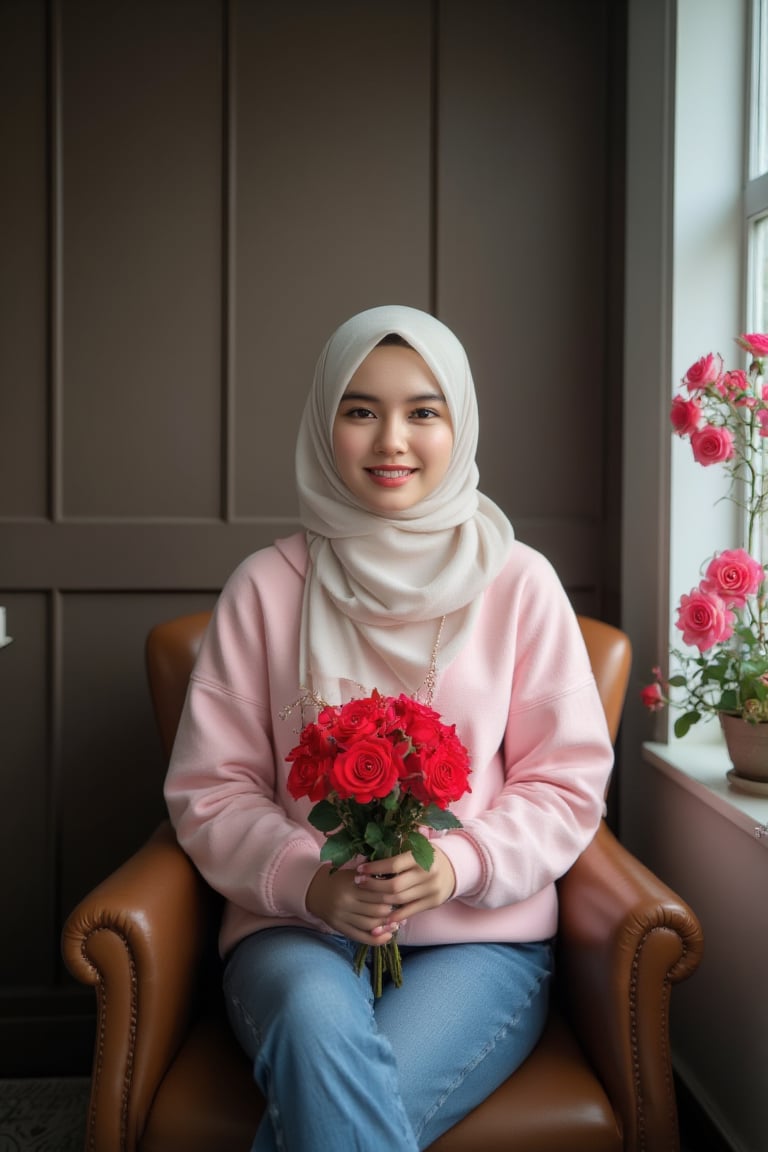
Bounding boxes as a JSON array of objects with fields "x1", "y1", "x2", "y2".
[
  {"x1": 389, "y1": 695, "x2": 444, "y2": 747},
  {"x1": 286, "y1": 727, "x2": 334, "y2": 802},
  {"x1": 329, "y1": 737, "x2": 402, "y2": 804},
  {"x1": 640, "y1": 683, "x2": 665, "y2": 712},
  {"x1": 316, "y1": 704, "x2": 341, "y2": 729},
  {"x1": 329, "y1": 695, "x2": 389, "y2": 745},
  {"x1": 407, "y1": 733, "x2": 471, "y2": 808}
]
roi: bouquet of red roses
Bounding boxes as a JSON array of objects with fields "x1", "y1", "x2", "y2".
[{"x1": 285, "y1": 689, "x2": 472, "y2": 996}]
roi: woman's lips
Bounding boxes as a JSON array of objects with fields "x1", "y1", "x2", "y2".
[{"x1": 365, "y1": 467, "x2": 417, "y2": 487}]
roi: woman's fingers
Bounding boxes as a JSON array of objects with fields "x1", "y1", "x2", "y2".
[
  {"x1": 357, "y1": 848, "x2": 457, "y2": 922},
  {"x1": 306, "y1": 864, "x2": 405, "y2": 942},
  {"x1": 307, "y1": 847, "x2": 455, "y2": 941}
]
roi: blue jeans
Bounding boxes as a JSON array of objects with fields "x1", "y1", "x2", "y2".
[{"x1": 223, "y1": 927, "x2": 553, "y2": 1152}]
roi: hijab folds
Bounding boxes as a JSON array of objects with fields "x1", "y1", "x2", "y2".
[{"x1": 295, "y1": 305, "x2": 515, "y2": 704}]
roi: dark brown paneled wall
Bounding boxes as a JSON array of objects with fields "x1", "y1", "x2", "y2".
[{"x1": 0, "y1": 0, "x2": 625, "y2": 1073}]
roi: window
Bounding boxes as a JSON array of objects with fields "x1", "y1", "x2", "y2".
[
  {"x1": 751, "y1": 0, "x2": 768, "y2": 180},
  {"x1": 750, "y1": 1, "x2": 768, "y2": 565},
  {"x1": 747, "y1": 1, "x2": 768, "y2": 332}
]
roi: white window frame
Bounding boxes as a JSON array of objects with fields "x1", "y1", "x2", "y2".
[
  {"x1": 747, "y1": 0, "x2": 768, "y2": 313},
  {"x1": 748, "y1": 0, "x2": 768, "y2": 563}
]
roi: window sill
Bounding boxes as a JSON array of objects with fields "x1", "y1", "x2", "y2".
[{"x1": 642, "y1": 738, "x2": 768, "y2": 845}]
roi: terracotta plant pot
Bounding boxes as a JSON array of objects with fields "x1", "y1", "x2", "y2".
[{"x1": 719, "y1": 712, "x2": 768, "y2": 783}]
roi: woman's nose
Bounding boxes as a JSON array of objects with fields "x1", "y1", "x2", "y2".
[{"x1": 374, "y1": 417, "x2": 407, "y2": 454}]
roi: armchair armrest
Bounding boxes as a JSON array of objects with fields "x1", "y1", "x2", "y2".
[
  {"x1": 61, "y1": 820, "x2": 219, "y2": 1152},
  {"x1": 557, "y1": 821, "x2": 703, "y2": 1152}
]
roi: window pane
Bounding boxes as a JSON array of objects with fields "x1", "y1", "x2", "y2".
[
  {"x1": 754, "y1": 0, "x2": 768, "y2": 176},
  {"x1": 754, "y1": 215, "x2": 768, "y2": 565},
  {"x1": 751, "y1": 214, "x2": 768, "y2": 330}
]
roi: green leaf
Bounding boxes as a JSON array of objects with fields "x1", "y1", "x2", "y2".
[
  {"x1": 422, "y1": 802, "x2": 462, "y2": 831},
  {"x1": 369, "y1": 841, "x2": 392, "y2": 861},
  {"x1": 320, "y1": 830, "x2": 357, "y2": 871},
  {"x1": 752, "y1": 680, "x2": 768, "y2": 702},
  {"x1": 382, "y1": 789, "x2": 400, "y2": 811},
  {"x1": 407, "y1": 830, "x2": 434, "y2": 872},
  {"x1": 674, "y1": 711, "x2": 700, "y2": 739},
  {"x1": 364, "y1": 821, "x2": 383, "y2": 845},
  {"x1": 308, "y1": 799, "x2": 341, "y2": 833},
  {"x1": 667, "y1": 674, "x2": 688, "y2": 688}
]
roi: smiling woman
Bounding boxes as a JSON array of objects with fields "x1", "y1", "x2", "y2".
[
  {"x1": 162, "y1": 303, "x2": 614, "y2": 1151},
  {"x1": 332, "y1": 342, "x2": 454, "y2": 515}
]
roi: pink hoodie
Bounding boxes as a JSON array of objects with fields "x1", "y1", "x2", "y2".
[{"x1": 164, "y1": 533, "x2": 613, "y2": 957}]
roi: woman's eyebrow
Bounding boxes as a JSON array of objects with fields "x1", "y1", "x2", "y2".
[{"x1": 341, "y1": 391, "x2": 447, "y2": 404}]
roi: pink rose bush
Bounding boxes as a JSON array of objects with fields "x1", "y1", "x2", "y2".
[{"x1": 643, "y1": 335, "x2": 768, "y2": 735}]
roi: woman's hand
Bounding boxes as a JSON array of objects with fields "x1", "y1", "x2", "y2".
[{"x1": 305, "y1": 846, "x2": 456, "y2": 943}]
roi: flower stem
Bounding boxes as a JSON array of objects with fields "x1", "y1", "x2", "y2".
[{"x1": 353, "y1": 937, "x2": 404, "y2": 998}]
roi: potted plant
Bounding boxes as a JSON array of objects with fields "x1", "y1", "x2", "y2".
[{"x1": 641, "y1": 332, "x2": 768, "y2": 790}]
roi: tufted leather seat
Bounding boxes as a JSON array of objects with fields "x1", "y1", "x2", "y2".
[{"x1": 62, "y1": 613, "x2": 703, "y2": 1151}]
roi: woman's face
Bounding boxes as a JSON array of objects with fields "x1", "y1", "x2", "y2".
[{"x1": 332, "y1": 345, "x2": 455, "y2": 515}]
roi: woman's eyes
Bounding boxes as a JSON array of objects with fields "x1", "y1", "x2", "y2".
[
  {"x1": 341, "y1": 407, "x2": 440, "y2": 420},
  {"x1": 343, "y1": 407, "x2": 377, "y2": 419}
]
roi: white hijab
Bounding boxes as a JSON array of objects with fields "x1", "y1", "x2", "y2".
[{"x1": 296, "y1": 305, "x2": 515, "y2": 704}]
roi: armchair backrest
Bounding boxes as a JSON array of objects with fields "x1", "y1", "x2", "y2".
[
  {"x1": 146, "y1": 611, "x2": 631, "y2": 760},
  {"x1": 575, "y1": 616, "x2": 631, "y2": 743},
  {"x1": 147, "y1": 610, "x2": 212, "y2": 761}
]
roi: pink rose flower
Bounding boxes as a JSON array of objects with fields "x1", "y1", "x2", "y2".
[
  {"x1": 759, "y1": 409, "x2": 768, "y2": 438},
  {"x1": 718, "y1": 369, "x2": 749, "y2": 401},
  {"x1": 676, "y1": 587, "x2": 735, "y2": 652},
  {"x1": 701, "y1": 548, "x2": 764, "y2": 607},
  {"x1": 669, "y1": 395, "x2": 702, "y2": 437},
  {"x1": 736, "y1": 332, "x2": 768, "y2": 357},
  {"x1": 683, "y1": 352, "x2": 723, "y2": 391},
  {"x1": 690, "y1": 424, "x2": 735, "y2": 466},
  {"x1": 640, "y1": 682, "x2": 665, "y2": 712}
]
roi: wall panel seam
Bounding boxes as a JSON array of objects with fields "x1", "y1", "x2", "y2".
[
  {"x1": 49, "y1": 588, "x2": 63, "y2": 984},
  {"x1": 223, "y1": 0, "x2": 236, "y2": 523},
  {"x1": 429, "y1": 0, "x2": 440, "y2": 316},
  {"x1": 48, "y1": 0, "x2": 63, "y2": 524}
]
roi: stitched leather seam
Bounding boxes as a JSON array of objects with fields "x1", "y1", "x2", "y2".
[
  {"x1": 80, "y1": 927, "x2": 138, "y2": 1152},
  {"x1": 629, "y1": 926, "x2": 687, "y2": 1152}
]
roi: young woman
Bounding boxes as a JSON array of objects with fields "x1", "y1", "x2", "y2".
[{"x1": 164, "y1": 305, "x2": 614, "y2": 1151}]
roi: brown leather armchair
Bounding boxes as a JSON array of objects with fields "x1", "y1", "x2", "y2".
[{"x1": 62, "y1": 612, "x2": 703, "y2": 1152}]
